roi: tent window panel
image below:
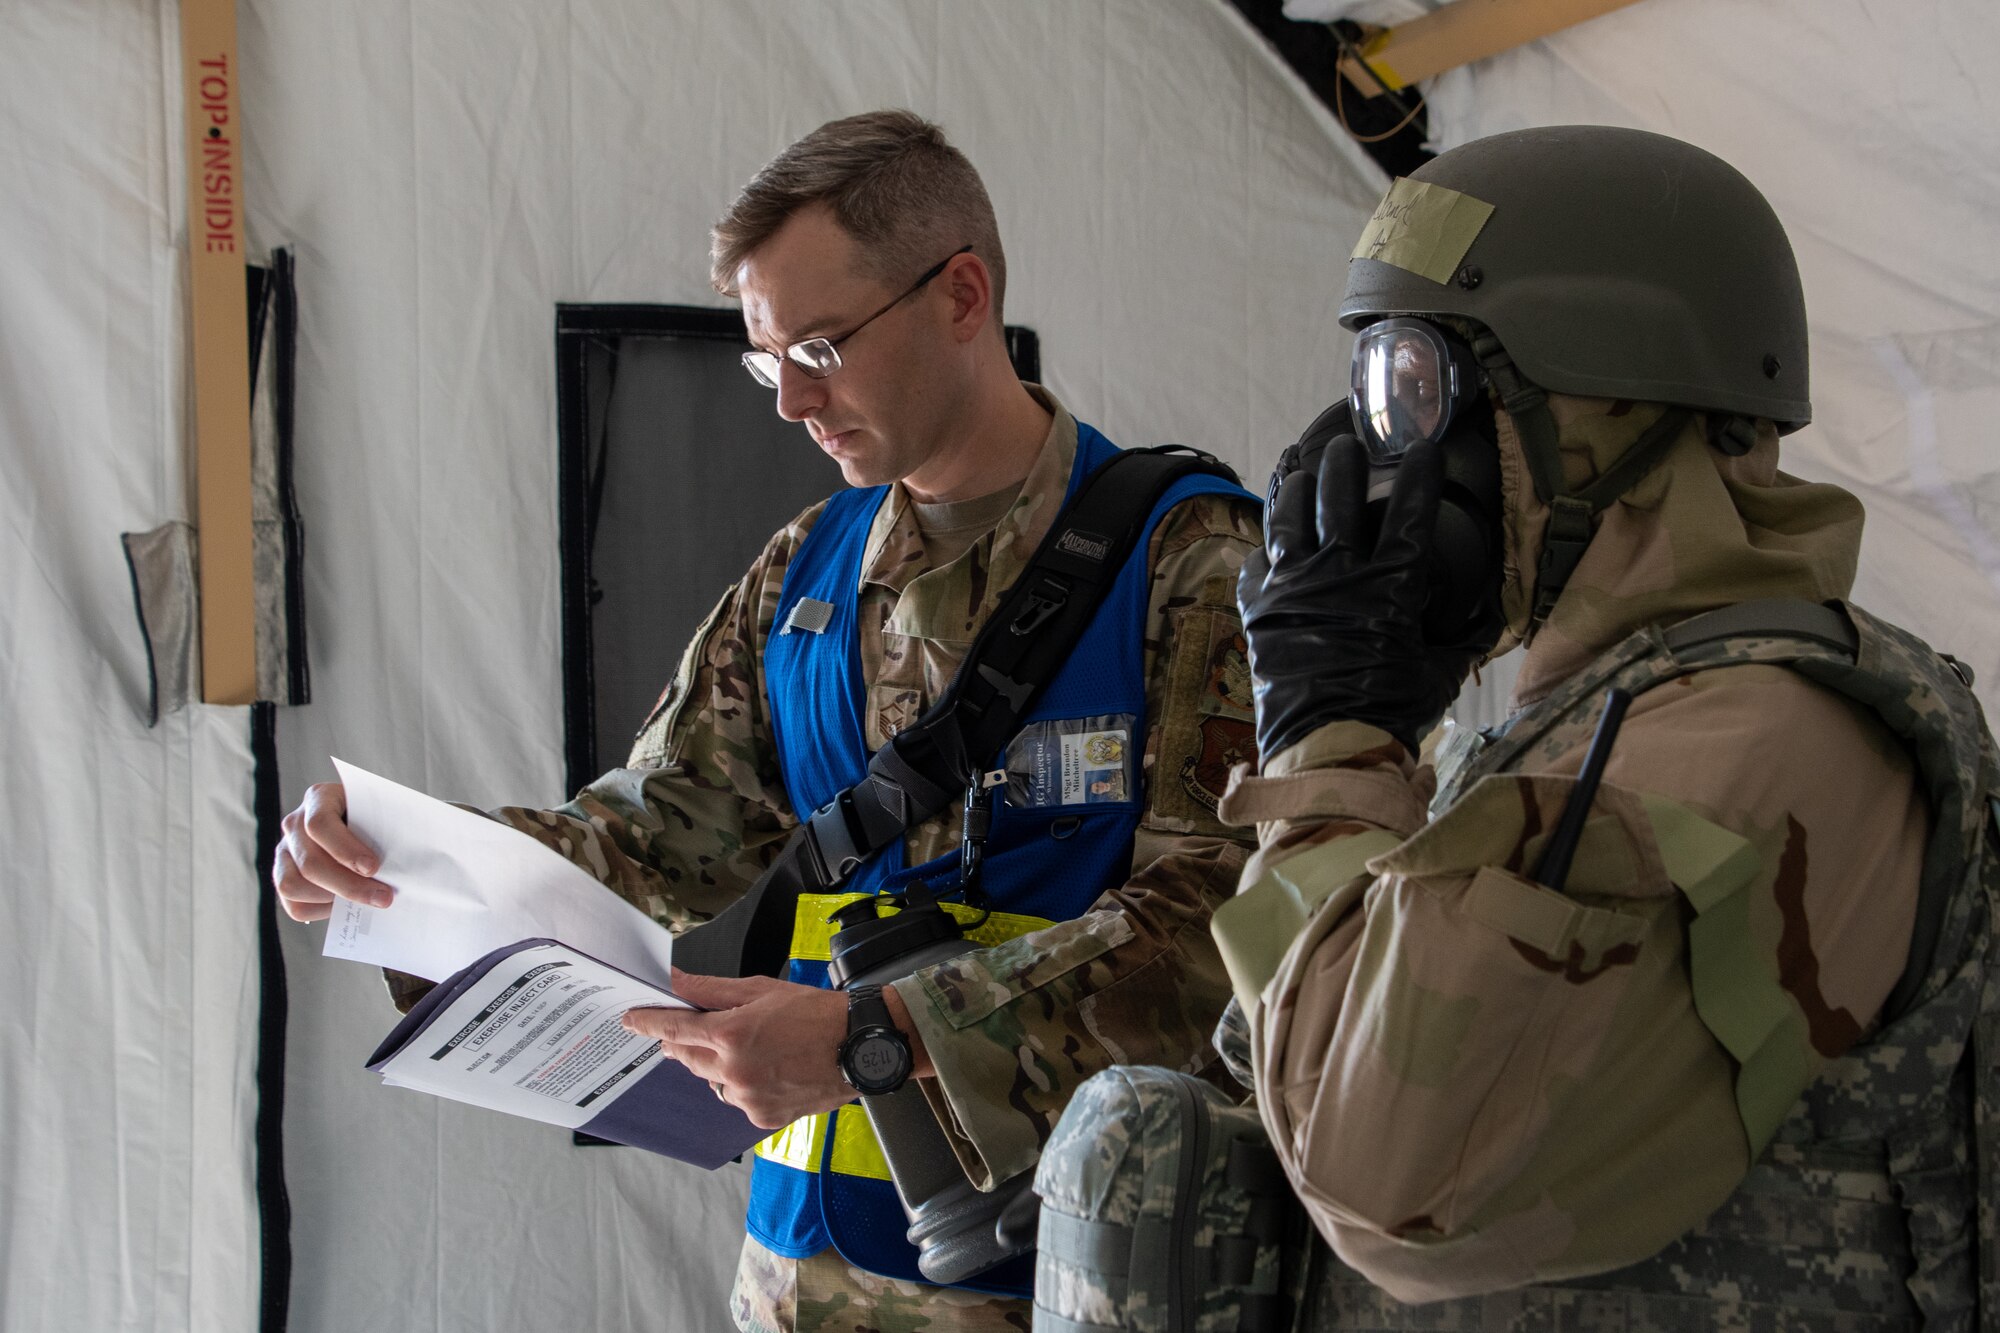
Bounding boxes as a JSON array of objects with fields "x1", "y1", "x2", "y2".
[{"x1": 555, "y1": 307, "x2": 1040, "y2": 794}]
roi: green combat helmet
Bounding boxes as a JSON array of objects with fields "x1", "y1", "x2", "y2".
[{"x1": 1341, "y1": 125, "x2": 1813, "y2": 624}]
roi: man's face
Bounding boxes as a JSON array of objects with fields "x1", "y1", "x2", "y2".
[{"x1": 736, "y1": 206, "x2": 963, "y2": 489}]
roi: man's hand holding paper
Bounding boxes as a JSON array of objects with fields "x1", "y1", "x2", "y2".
[
  {"x1": 272, "y1": 761, "x2": 769, "y2": 1168},
  {"x1": 274, "y1": 779, "x2": 390, "y2": 918},
  {"x1": 301, "y1": 759, "x2": 677, "y2": 987},
  {"x1": 625, "y1": 970, "x2": 933, "y2": 1129}
]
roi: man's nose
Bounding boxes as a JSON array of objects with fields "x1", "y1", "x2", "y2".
[{"x1": 773, "y1": 360, "x2": 826, "y2": 423}]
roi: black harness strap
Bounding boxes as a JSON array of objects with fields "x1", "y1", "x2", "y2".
[
  {"x1": 674, "y1": 446, "x2": 1241, "y2": 979},
  {"x1": 1662, "y1": 597, "x2": 1858, "y2": 658}
]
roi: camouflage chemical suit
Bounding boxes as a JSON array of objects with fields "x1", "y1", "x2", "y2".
[
  {"x1": 396, "y1": 387, "x2": 1263, "y2": 1333},
  {"x1": 1023, "y1": 126, "x2": 1997, "y2": 1333},
  {"x1": 1216, "y1": 380, "x2": 2000, "y2": 1329}
]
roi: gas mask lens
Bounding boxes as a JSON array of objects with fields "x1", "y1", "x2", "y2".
[{"x1": 1348, "y1": 318, "x2": 1480, "y2": 464}]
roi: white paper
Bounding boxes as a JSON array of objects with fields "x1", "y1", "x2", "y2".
[
  {"x1": 376, "y1": 943, "x2": 683, "y2": 1128},
  {"x1": 324, "y1": 759, "x2": 676, "y2": 985}
]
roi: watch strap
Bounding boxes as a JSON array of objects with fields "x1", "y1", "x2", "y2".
[
  {"x1": 840, "y1": 983, "x2": 912, "y2": 1095},
  {"x1": 847, "y1": 983, "x2": 894, "y2": 1033}
]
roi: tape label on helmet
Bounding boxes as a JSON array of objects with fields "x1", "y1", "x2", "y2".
[{"x1": 1351, "y1": 178, "x2": 1495, "y2": 286}]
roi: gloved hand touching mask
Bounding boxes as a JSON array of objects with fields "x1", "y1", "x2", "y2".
[{"x1": 1237, "y1": 400, "x2": 1504, "y2": 761}]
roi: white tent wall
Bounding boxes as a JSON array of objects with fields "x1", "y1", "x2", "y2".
[
  {"x1": 243, "y1": 3, "x2": 1383, "y2": 1331},
  {"x1": 2, "y1": 8, "x2": 263, "y2": 1333},
  {"x1": 12, "y1": 2, "x2": 1994, "y2": 1330}
]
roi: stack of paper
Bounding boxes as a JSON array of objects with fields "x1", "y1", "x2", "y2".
[{"x1": 326, "y1": 760, "x2": 764, "y2": 1168}]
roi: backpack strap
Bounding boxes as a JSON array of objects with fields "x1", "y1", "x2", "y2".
[
  {"x1": 1467, "y1": 597, "x2": 1987, "y2": 1026},
  {"x1": 676, "y1": 446, "x2": 1243, "y2": 979},
  {"x1": 1661, "y1": 597, "x2": 1859, "y2": 658}
]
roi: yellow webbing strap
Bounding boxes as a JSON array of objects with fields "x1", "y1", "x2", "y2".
[
  {"x1": 829, "y1": 1105, "x2": 893, "y2": 1181},
  {"x1": 754, "y1": 1109, "x2": 827, "y2": 1173},
  {"x1": 178, "y1": 0, "x2": 257, "y2": 703},
  {"x1": 786, "y1": 892, "x2": 1054, "y2": 962},
  {"x1": 753, "y1": 893, "x2": 1054, "y2": 1179}
]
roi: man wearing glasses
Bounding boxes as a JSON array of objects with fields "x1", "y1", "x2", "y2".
[{"x1": 274, "y1": 109, "x2": 1262, "y2": 1332}]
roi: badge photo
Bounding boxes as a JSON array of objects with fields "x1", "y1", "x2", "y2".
[{"x1": 1003, "y1": 713, "x2": 1138, "y2": 810}]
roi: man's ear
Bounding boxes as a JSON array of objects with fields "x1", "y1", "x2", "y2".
[{"x1": 942, "y1": 251, "x2": 993, "y2": 345}]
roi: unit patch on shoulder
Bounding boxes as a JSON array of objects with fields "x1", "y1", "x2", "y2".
[
  {"x1": 1180, "y1": 715, "x2": 1255, "y2": 816},
  {"x1": 1151, "y1": 603, "x2": 1259, "y2": 835},
  {"x1": 1351, "y1": 178, "x2": 1495, "y2": 285},
  {"x1": 1206, "y1": 629, "x2": 1253, "y2": 716}
]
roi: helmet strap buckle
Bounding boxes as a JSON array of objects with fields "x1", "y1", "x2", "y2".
[
  {"x1": 1532, "y1": 496, "x2": 1594, "y2": 628},
  {"x1": 1705, "y1": 414, "x2": 1758, "y2": 457}
]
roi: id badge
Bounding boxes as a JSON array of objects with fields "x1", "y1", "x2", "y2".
[{"x1": 1002, "y1": 713, "x2": 1139, "y2": 808}]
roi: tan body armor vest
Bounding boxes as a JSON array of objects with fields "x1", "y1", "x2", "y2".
[{"x1": 1306, "y1": 600, "x2": 2000, "y2": 1331}]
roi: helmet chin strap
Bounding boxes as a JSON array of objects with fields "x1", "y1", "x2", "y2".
[{"x1": 1470, "y1": 329, "x2": 1693, "y2": 634}]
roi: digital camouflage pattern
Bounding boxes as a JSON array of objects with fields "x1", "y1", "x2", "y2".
[
  {"x1": 1210, "y1": 389, "x2": 1998, "y2": 1327},
  {"x1": 1032, "y1": 1065, "x2": 1297, "y2": 1332},
  {"x1": 731, "y1": 1234, "x2": 1031, "y2": 1333},
  {"x1": 411, "y1": 389, "x2": 1262, "y2": 1330}
]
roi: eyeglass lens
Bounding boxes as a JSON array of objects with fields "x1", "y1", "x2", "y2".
[{"x1": 742, "y1": 338, "x2": 841, "y2": 388}]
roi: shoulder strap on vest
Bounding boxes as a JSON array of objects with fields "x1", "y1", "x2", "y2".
[
  {"x1": 1661, "y1": 597, "x2": 1859, "y2": 658},
  {"x1": 676, "y1": 445, "x2": 1244, "y2": 979},
  {"x1": 1442, "y1": 599, "x2": 1861, "y2": 803},
  {"x1": 1453, "y1": 597, "x2": 1988, "y2": 1027}
]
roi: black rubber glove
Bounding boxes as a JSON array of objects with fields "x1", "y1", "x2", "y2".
[{"x1": 1238, "y1": 428, "x2": 1472, "y2": 760}]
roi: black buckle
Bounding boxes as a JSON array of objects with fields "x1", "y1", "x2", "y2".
[
  {"x1": 976, "y1": 663, "x2": 1033, "y2": 713},
  {"x1": 804, "y1": 793, "x2": 866, "y2": 885},
  {"x1": 1532, "y1": 496, "x2": 1593, "y2": 621},
  {"x1": 1009, "y1": 578, "x2": 1068, "y2": 636}
]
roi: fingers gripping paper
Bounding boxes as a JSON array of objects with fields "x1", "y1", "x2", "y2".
[
  {"x1": 1350, "y1": 178, "x2": 1495, "y2": 285},
  {"x1": 325, "y1": 759, "x2": 675, "y2": 987},
  {"x1": 326, "y1": 764, "x2": 766, "y2": 1168}
]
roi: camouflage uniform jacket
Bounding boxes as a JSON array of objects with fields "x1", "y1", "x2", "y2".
[
  {"x1": 475, "y1": 389, "x2": 1262, "y2": 1331},
  {"x1": 1212, "y1": 394, "x2": 2000, "y2": 1328}
]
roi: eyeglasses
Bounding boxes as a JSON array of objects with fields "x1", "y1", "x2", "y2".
[{"x1": 741, "y1": 245, "x2": 973, "y2": 388}]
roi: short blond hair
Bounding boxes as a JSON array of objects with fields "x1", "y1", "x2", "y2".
[{"x1": 711, "y1": 109, "x2": 1006, "y2": 322}]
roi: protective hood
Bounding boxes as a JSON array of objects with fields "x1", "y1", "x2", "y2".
[{"x1": 1491, "y1": 392, "x2": 1866, "y2": 707}]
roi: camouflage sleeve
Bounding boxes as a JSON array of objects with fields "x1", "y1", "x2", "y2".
[
  {"x1": 890, "y1": 492, "x2": 1265, "y2": 1189},
  {"x1": 487, "y1": 505, "x2": 824, "y2": 930},
  {"x1": 1219, "y1": 718, "x2": 1431, "y2": 885},
  {"x1": 1248, "y1": 664, "x2": 1928, "y2": 1303}
]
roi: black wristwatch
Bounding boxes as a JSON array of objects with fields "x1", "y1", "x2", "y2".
[{"x1": 837, "y1": 984, "x2": 913, "y2": 1096}]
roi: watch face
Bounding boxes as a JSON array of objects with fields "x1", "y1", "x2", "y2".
[{"x1": 846, "y1": 1032, "x2": 908, "y2": 1093}]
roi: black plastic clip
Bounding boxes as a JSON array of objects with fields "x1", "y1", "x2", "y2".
[
  {"x1": 1009, "y1": 578, "x2": 1069, "y2": 636},
  {"x1": 804, "y1": 792, "x2": 866, "y2": 885},
  {"x1": 957, "y1": 770, "x2": 1004, "y2": 910},
  {"x1": 976, "y1": 663, "x2": 1034, "y2": 713}
]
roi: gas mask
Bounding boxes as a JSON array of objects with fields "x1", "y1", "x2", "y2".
[{"x1": 1274, "y1": 316, "x2": 1505, "y2": 650}]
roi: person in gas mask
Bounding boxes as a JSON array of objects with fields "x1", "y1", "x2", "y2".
[{"x1": 1028, "y1": 125, "x2": 1999, "y2": 1330}]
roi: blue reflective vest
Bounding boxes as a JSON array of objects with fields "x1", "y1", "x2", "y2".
[{"x1": 748, "y1": 423, "x2": 1250, "y2": 1296}]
